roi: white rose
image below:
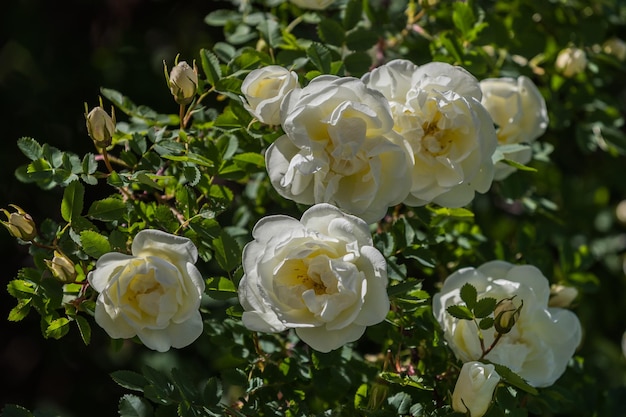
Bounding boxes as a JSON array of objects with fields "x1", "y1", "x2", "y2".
[
  {"x1": 452, "y1": 361, "x2": 501, "y2": 417},
  {"x1": 603, "y1": 37, "x2": 626, "y2": 61},
  {"x1": 364, "y1": 61, "x2": 497, "y2": 208},
  {"x1": 266, "y1": 75, "x2": 412, "y2": 224},
  {"x1": 289, "y1": 0, "x2": 335, "y2": 10},
  {"x1": 241, "y1": 65, "x2": 299, "y2": 125},
  {"x1": 555, "y1": 47, "x2": 587, "y2": 77},
  {"x1": 432, "y1": 260, "x2": 582, "y2": 387},
  {"x1": 238, "y1": 203, "x2": 390, "y2": 352},
  {"x1": 88, "y1": 230, "x2": 205, "y2": 352},
  {"x1": 549, "y1": 284, "x2": 578, "y2": 308},
  {"x1": 480, "y1": 76, "x2": 549, "y2": 180}
]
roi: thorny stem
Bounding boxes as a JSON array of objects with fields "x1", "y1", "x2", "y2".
[{"x1": 480, "y1": 331, "x2": 504, "y2": 360}]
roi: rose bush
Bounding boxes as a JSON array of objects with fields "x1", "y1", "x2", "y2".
[
  {"x1": 237, "y1": 203, "x2": 389, "y2": 352},
  {"x1": 363, "y1": 60, "x2": 497, "y2": 208},
  {"x1": 452, "y1": 361, "x2": 501, "y2": 417},
  {"x1": 432, "y1": 260, "x2": 582, "y2": 387},
  {"x1": 480, "y1": 76, "x2": 549, "y2": 180},
  {"x1": 289, "y1": 0, "x2": 335, "y2": 10},
  {"x1": 266, "y1": 75, "x2": 412, "y2": 223},
  {"x1": 241, "y1": 65, "x2": 299, "y2": 125},
  {"x1": 87, "y1": 229, "x2": 205, "y2": 352}
]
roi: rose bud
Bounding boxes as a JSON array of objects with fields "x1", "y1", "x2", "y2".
[
  {"x1": 46, "y1": 250, "x2": 77, "y2": 283},
  {"x1": 1, "y1": 204, "x2": 37, "y2": 241},
  {"x1": 86, "y1": 106, "x2": 115, "y2": 148},
  {"x1": 167, "y1": 61, "x2": 198, "y2": 105}
]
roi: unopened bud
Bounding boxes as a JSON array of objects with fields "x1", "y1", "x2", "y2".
[
  {"x1": 1, "y1": 205, "x2": 37, "y2": 241},
  {"x1": 555, "y1": 47, "x2": 587, "y2": 78},
  {"x1": 167, "y1": 61, "x2": 198, "y2": 105},
  {"x1": 493, "y1": 297, "x2": 523, "y2": 334},
  {"x1": 549, "y1": 284, "x2": 578, "y2": 308},
  {"x1": 86, "y1": 106, "x2": 115, "y2": 148},
  {"x1": 46, "y1": 251, "x2": 77, "y2": 283},
  {"x1": 603, "y1": 38, "x2": 626, "y2": 61}
]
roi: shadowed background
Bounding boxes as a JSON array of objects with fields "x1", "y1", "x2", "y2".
[{"x1": 0, "y1": 1, "x2": 226, "y2": 414}]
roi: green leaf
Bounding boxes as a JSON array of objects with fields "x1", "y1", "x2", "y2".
[
  {"x1": 501, "y1": 158, "x2": 538, "y2": 173},
  {"x1": 203, "y1": 377, "x2": 223, "y2": 406},
  {"x1": 307, "y1": 43, "x2": 332, "y2": 74},
  {"x1": 258, "y1": 18, "x2": 281, "y2": 49},
  {"x1": 161, "y1": 153, "x2": 215, "y2": 167},
  {"x1": 1, "y1": 404, "x2": 34, "y2": 417},
  {"x1": 474, "y1": 297, "x2": 498, "y2": 319},
  {"x1": 75, "y1": 314, "x2": 92, "y2": 345},
  {"x1": 8, "y1": 298, "x2": 32, "y2": 322},
  {"x1": 7, "y1": 279, "x2": 36, "y2": 297},
  {"x1": 45, "y1": 317, "x2": 70, "y2": 339},
  {"x1": 452, "y1": 2, "x2": 475, "y2": 38},
  {"x1": 17, "y1": 137, "x2": 43, "y2": 161},
  {"x1": 431, "y1": 206, "x2": 475, "y2": 219},
  {"x1": 446, "y1": 304, "x2": 474, "y2": 320},
  {"x1": 204, "y1": 9, "x2": 242, "y2": 26},
  {"x1": 460, "y1": 283, "x2": 478, "y2": 309},
  {"x1": 111, "y1": 370, "x2": 150, "y2": 392},
  {"x1": 345, "y1": 28, "x2": 379, "y2": 51},
  {"x1": 233, "y1": 152, "x2": 265, "y2": 168},
  {"x1": 479, "y1": 317, "x2": 494, "y2": 330},
  {"x1": 80, "y1": 230, "x2": 112, "y2": 259},
  {"x1": 206, "y1": 276, "x2": 239, "y2": 300},
  {"x1": 212, "y1": 230, "x2": 241, "y2": 272},
  {"x1": 343, "y1": 51, "x2": 372, "y2": 77},
  {"x1": 491, "y1": 363, "x2": 539, "y2": 396},
  {"x1": 88, "y1": 197, "x2": 128, "y2": 221},
  {"x1": 61, "y1": 180, "x2": 85, "y2": 223},
  {"x1": 119, "y1": 394, "x2": 154, "y2": 417},
  {"x1": 200, "y1": 48, "x2": 222, "y2": 87},
  {"x1": 343, "y1": 0, "x2": 363, "y2": 29},
  {"x1": 318, "y1": 19, "x2": 345, "y2": 46}
]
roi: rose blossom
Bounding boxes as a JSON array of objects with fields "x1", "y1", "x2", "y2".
[
  {"x1": 88, "y1": 229, "x2": 205, "y2": 352},
  {"x1": 480, "y1": 76, "x2": 549, "y2": 180},
  {"x1": 266, "y1": 75, "x2": 412, "y2": 224},
  {"x1": 241, "y1": 65, "x2": 299, "y2": 125},
  {"x1": 363, "y1": 60, "x2": 497, "y2": 208},
  {"x1": 289, "y1": 0, "x2": 335, "y2": 10},
  {"x1": 432, "y1": 260, "x2": 582, "y2": 387},
  {"x1": 237, "y1": 203, "x2": 390, "y2": 352},
  {"x1": 452, "y1": 361, "x2": 501, "y2": 417}
]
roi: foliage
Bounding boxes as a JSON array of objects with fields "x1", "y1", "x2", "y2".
[{"x1": 3, "y1": 0, "x2": 626, "y2": 416}]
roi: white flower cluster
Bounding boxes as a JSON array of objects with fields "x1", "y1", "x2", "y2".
[{"x1": 241, "y1": 60, "x2": 549, "y2": 224}]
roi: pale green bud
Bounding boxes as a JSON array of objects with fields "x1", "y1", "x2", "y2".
[
  {"x1": 493, "y1": 297, "x2": 523, "y2": 334},
  {"x1": 86, "y1": 106, "x2": 115, "y2": 148},
  {"x1": 46, "y1": 250, "x2": 77, "y2": 283},
  {"x1": 1, "y1": 204, "x2": 37, "y2": 241},
  {"x1": 168, "y1": 61, "x2": 198, "y2": 105}
]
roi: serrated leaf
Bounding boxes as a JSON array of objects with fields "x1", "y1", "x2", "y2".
[
  {"x1": 80, "y1": 230, "x2": 111, "y2": 259},
  {"x1": 233, "y1": 152, "x2": 265, "y2": 168},
  {"x1": 7, "y1": 279, "x2": 36, "y2": 297},
  {"x1": 460, "y1": 283, "x2": 478, "y2": 309},
  {"x1": 258, "y1": 18, "x2": 281, "y2": 48},
  {"x1": 345, "y1": 28, "x2": 379, "y2": 51},
  {"x1": 119, "y1": 394, "x2": 154, "y2": 417},
  {"x1": 75, "y1": 314, "x2": 92, "y2": 345},
  {"x1": 213, "y1": 230, "x2": 241, "y2": 272},
  {"x1": 343, "y1": 0, "x2": 362, "y2": 29},
  {"x1": 204, "y1": 9, "x2": 241, "y2": 26},
  {"x1": 183, "y1": 166, "x2": 201, "y2": 186},
  {"x1": 8, "y1": 298, "x2": 32, "y2": 322},
  {"x1": 306, "y1": 43, "x2": 332, "y2": 73},
  {"x1": 446, "y1": 304, "x2": 474, "y2": 320},
  {"x1": 200, "y1": 48, "x2": 222, "y2": 86},
  {"x1": 88, "y1": 197, "x2": 128, "y2": 221},
  {"x1": 318, "y1": 19, "x2": 345, "y2": 46},
  {"x1": 45, "y1": 317, "x2": 70, "y2": 339},
  {"x1": 61, "y1": 180, "x2": 84, "y2": 223},
  {"x1": 479, "y1": 317, "x2": 494, "y2": 330},
  {"x1": 17, "y1": 137, "x2": 43, "y2": 161},
  {"x1": 344, "y1": 51, "x2": 372, "y2": 77},
  {"x1": 111, "y1": 370, "x2": 150, "y2": 392},
  {"x1": 474, "y1": 297, "x2": 497, "y2": 319},
  {"x1": 204, "y1": 377, "x2": 223, "y2": 406},
  {"x1": 491, "y1": 363, "x2": 539, "y2": 396}
]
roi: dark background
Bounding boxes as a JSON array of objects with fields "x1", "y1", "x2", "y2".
[{"x1": 0, "y1": 1, "x2": 225, "y2": 414}]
